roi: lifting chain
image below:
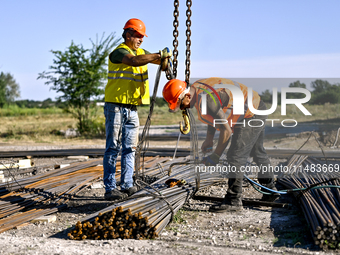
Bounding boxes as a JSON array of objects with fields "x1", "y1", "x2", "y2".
[
  {"x1": 167, "y1": 0, "x2": 192, "y2": 84},
  {"x1": 169, "y1": 0, "x2": 179, "y2": 80},
  {"x1": 185, "y1": 0, "x2": 192, "y2": 86}
]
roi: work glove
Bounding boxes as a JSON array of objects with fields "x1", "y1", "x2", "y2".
[
  {"x1": 160, "y1": 47, "x2": 172, "y2": 59},
  {"x1": 161, "y1": 57, "x2": 169, "y2": 71},
  {"x1": 201, "y1": 152, "x2": 220, "y2": 166}
]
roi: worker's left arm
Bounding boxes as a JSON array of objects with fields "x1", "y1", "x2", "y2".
[
  {"x1": 214, "y1": 113, "x2": 232, "y2": 156},
  {"x1": 201, "y1": 108, "x2": 231, "y2": 166},
  {"x1": 212, "y1": 109, "x2": 232, "y2": 156},
  {"x1": 201, "y1": 94, "x2": 231, "y2": 165}
]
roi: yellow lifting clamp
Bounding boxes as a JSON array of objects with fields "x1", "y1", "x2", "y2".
[
  {"x1": 179, "y1": 109, "x2": 190, "y2": 135},
  {"x1": 165, "y1": 178, "x2": 187, "y2": 188}
]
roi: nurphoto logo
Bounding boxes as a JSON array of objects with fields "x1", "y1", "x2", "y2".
[{"x1": 198, "y1": 82, "x2": 311, "y2": 128}]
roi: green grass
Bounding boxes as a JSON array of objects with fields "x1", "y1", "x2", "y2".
[
  {"x1": 173, "y1": 209, "x2": 186, "y2": 224},
  {"x1": 0, "y1": 105, "x2": 65, "y2": 117}
]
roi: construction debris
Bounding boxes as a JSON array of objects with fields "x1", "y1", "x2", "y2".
[
  {"x1": 0, "y1": 159, "x2": 33, "y2": 170},
  {"x1": 67, "y1": 156, "x2": 89, "y2": 160},
  {"x1": 90, "y1": 182, "x2": 104, "y2": 189},
  {"x1": 31, "y1": 215, "x2": 57, "y2": 224}
]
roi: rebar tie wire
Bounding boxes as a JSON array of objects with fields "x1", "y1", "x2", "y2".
[
  {"x1": 0, "y1": 160, "x2": 23, "y2": 191},
  {"x1": 156, "y1": 163, "x2": 166, "y2": 177},
  {"x1": 134, "y1": 179, "x2": 176, "y2": 222},
  {"x1": 288, "y1": 130, "x2": 328, "y2": 165}
]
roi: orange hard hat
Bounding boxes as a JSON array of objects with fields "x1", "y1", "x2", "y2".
[
  {"x1": 123, "y1": 18, "x2": 148, "y2": 37},
  {"x1": 163, "y1": 79, "x2": 188, "y2": 111}
]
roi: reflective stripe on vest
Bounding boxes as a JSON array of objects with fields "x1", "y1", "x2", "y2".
[
  {"x1": 105, "y1": 43, "x2": 150, "y2": 105},
  {"x1": 108, "y1": 70, "x2": 148, "y2": 82},
  {"x1": 192, "y1": 78, "x2": 260, "y2": 131}
]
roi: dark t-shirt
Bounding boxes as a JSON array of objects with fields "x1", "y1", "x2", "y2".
[{"x1": 109, "y1": 48, "x2": 151, "y2": 64}]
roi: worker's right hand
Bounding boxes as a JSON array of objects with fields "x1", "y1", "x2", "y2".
[
  {"x1": 201, "y1": 152, "x2": 220, "y2": 166},
  {"x1": 201, "y1": 139, "x2": 213, "y2": 153},
  {"x1": 161, "y1": 57, "x2": 169, "y2": 71},
  {"x1": 160, "y1": 47, "x2": 172, "y2": 59}
]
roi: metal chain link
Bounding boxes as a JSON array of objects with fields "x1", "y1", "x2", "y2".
[
  {"x1": 169, "y1": 0, "x2": 179, "y2": 80},
  {"x1": 185, "y1": 0, "x2": 192, "y2": 86},
  {"x1": 167, "y1": 0, "x2": 192, "y2": 83}
]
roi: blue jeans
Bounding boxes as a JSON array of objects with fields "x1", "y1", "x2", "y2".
[{"x1": 103, "y1": 103, "x2": 139, "y2": 192}]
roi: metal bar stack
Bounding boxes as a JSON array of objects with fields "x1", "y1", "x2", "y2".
[
  {"x1": 0, "y1": 159, "x2": 109, "y2": 233},
  {"x1": 279, "y1": 155, "x2": 340, "y2": 249},
  {"x1": 0, "y1": 157, "x2": 169, "y2": 233},
  {"x1": 69, "y1": 156, "x2": 225, "y2": 240}
]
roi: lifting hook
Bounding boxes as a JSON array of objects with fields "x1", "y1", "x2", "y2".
[{"x1": 179, "y1": 109, "x2": 190, "y2": 135}]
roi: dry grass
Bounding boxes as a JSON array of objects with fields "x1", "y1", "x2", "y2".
[
  {"x1": 0, "y1": 106, "x2": 184, "y2": 145},
  {"x1": 138, "y1": 106, "x2": 184, "y2": 126},
  {"x1": 266, "y1": 103, "x2": 340, "y2": 122},
  {"x1": 0, "y1": 113, "x2": 77, "y2": 144}
]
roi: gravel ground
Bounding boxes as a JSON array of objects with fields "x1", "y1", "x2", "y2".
[{"x1": 1, "y1": 154, "x2": 339, "y2": 255}]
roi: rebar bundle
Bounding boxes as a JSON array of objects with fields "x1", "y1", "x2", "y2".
[
  {"x1": 69, "y1": 156, "x2": 225, "y2": 240},
  {"x1": 279, "y1": 155, "x2": 340, "y2": 249},
  {"x1": 0, "y1": 157, "x2": 171, "y2": 234},
  {"x1": 0, "y1": 160, "x2": 104, "y2": 233}
]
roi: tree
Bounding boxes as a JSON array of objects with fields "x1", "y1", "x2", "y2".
[
  {"x1": 0, "y1": 72, "x2": 20, "y2": 108},
  {"x1": 41, "y1": 98, "x2": 54, "y2": 108},
  {"x1": 38, "y1": 33, "x2": 120, "y2": 134},
  {"x1": 311, "y1": 79, "x2": 332, "y2": 94},
  {"x1": 259, "y1": 89, "x2": 273, "y2": 104},
  {"x1": 286, "y1": 80, "x2": 307, "y2": 99},
  {"x1": 259, "y1": 89, "x2": 282, "y2": 105},
  {"x1": 310, "y1": 79, "x2": 340, "y2": 104}
]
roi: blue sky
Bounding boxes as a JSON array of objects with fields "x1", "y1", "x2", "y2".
[{"x1": 1, "y1": 0, "x2": 340, "y2": 100}]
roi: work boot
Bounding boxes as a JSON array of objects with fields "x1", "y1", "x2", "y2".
[
  {"x1": 209, "y1": 198, "x2": 242, "y2": 213},
  {"x1": 104, "y1": 189, "x2": 128, "y2": 201},
  {"x1": 121, "y1": 186, "x2": 138, "y2": 196}
]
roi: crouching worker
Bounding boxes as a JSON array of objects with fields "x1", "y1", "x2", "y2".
[{"x1": 162, "y1": 78, "x2": 279, "y2": 212}]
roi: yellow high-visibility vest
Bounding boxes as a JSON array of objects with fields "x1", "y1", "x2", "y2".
[{"x1": 105, "y1": 43, "x2": 150, "y2": 105}]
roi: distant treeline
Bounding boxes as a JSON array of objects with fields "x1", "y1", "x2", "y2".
[
  {"x1": 260, "y1": 79, "x2": 340, "y2": 105},
  {"x1": 9, "y1": 79, "x2": 340, "y2": 109},
  {"x1": 13, "y1": 97, "x2": 168, "y2": 109},
  {"x1": 14, "y1": 98, "x2": 67, "y2": 108}
]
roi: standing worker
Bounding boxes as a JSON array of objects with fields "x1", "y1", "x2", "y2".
[
  {"x1": 162, "y1": 77, "x2": 279, "y2": 212},
  {"x1": 104, "y1": 18, "x2": 172, "y2": 201}
]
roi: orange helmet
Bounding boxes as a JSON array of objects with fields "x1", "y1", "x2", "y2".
[
  {"x1": 123, "y1": 18, "x2": 148, "y2": 37},
  {"x1": 163, "y1": 79, "x2": 189, "y2": 111}
]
